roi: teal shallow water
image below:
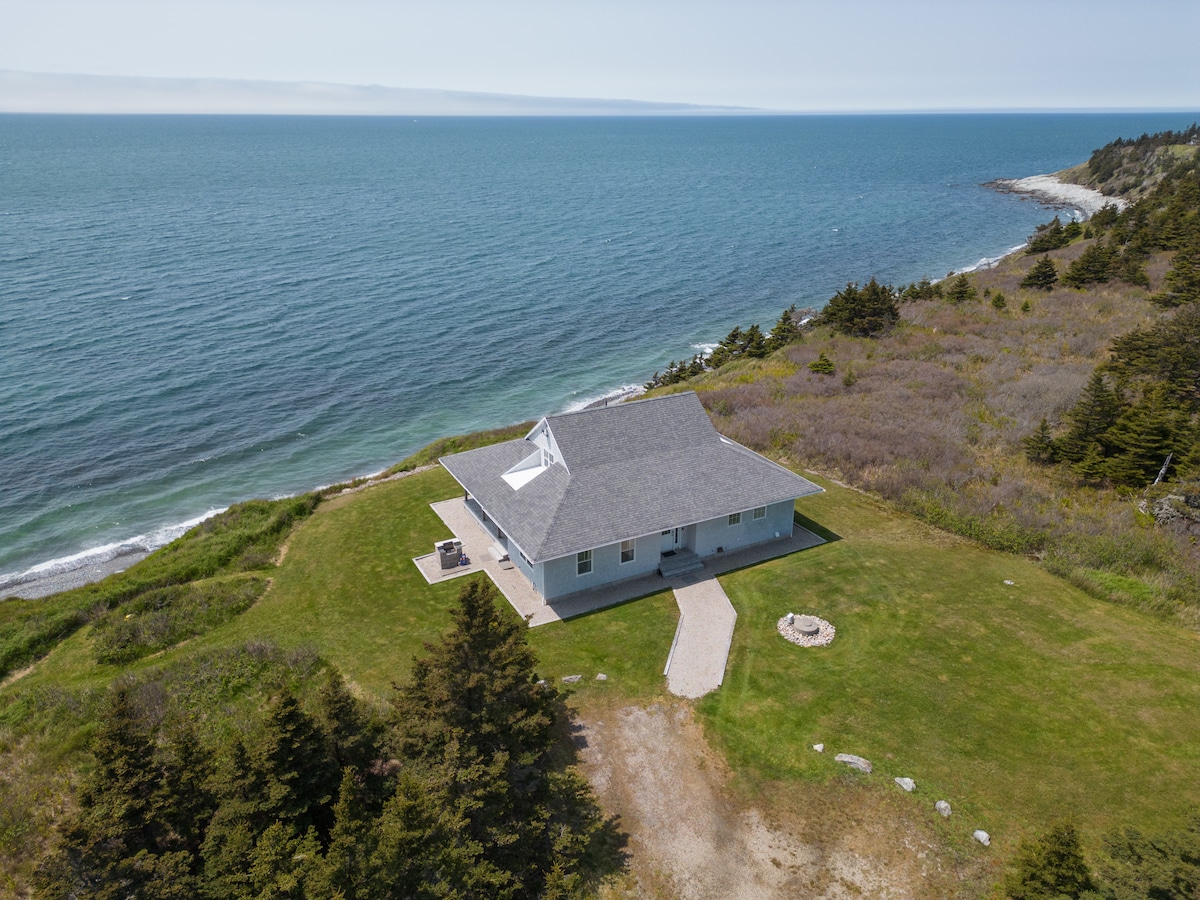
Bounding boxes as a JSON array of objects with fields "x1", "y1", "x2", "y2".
[{"x1": 2, "y1": 112, "x2": 1196, "y2": 586}]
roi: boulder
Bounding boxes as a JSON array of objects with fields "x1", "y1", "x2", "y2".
[
  {"x1": 973, "y1": 830, "x2": 990, "y2": 847},
  {"x1": 834, "y1": 753, "x2": 872, "y2": 774},
  {"x1": 812, "y1": 743, "x2": 824, "y2": 753},
  {"x1": 595, "y1": 673, "x2": 608, "y2": 681},
  {"x1": 894, "y1": 777, "x2": 915, "y2": 792},
  {"x1": 935, "y1": 800, "x2": 951, "y2": 817},
  {"x1": 562, "y1": 675, "x2": 583, "y2": 683}
]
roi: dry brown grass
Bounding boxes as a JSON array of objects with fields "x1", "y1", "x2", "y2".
[{"x1": 661, "y1": 243, "x2": 1200, "y2": 616}]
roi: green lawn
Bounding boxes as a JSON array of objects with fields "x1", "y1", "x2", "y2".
[
  {"x1": 706, "y1": 478, "x2": 1200, "y2": 850},
  {"x1": 11, "y1": 466, "x2": 1200, "y2": 855}
]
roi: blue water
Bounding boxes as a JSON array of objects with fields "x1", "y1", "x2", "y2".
[{"x1": 2, "y1": 112, "x2": 1196, "y2": 585}]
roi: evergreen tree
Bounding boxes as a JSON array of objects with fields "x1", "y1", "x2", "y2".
[
  {"x1": 1003, "y1": 822, "x2": 1095, "y2": 900},
  {"x1": 1027, "y1": 217, "x2": 1070, "y2": 254},
  {"x1": 900, "y1": 276, "x2": 942, "y2": 301},
  {"x1": 1021, "y1": 298, "x2": 1033, "y2": 313},
  {"x1": 253, "y1": 693, "x2": 339, "y2": 843},
  {"x1": 1097, "y1": 812, "x2": 1200, "y2": 900},
  {"x1": 368, "y1": 770, "x2": 484, "y2": 900},
  {"x1": 1022, "y1": 418, "x2": 1059, "y2": 464},
  {"x1": 391, "y1": 579, "x2": 603, "y2": 899},
  {"x1": 1021, "y1": 256, "x2": 1059, "y2": 291},
  {"x1": 307, "y1": 768, "x2": 374, "y2": 900},
  {"x1": 315, "y1": 668, "x2": 381, "y2": 786},
  {"x1": 1155, "y1": 238, "x2": 1200, "y2": 307},
  {"x1": 36, "y1": 688, "x2": 197, "y2": 899},
  {"x1": 945, "y1": 274, "x2": 978, "y2": 304},
  {"x1": 154, "y1": 721, "x2": 216, "y2": 870},
  {"x1": 1058, "y1": 372, "x2": 1124, "y2": 465},
  {"x1": 1102, "y1": 385, "x2": 1186, "y2": 487},
  {"x1": 200, "y1": 738, "x2": 263, "y2": 899},
  {"x1": 1063, "y1": 242, "x2": 1118, "y2": 288},
  {"x1": 992, "y1": 291, "x2": 1008, "y2": 310},
  {"x1": 808, "y1": 352, "x2": 835, "y2": 375},
  {"x1": 1104, "y1": 304, "x2": 1200, "y2": 413},
  {"x1": 743, "y1": 323, "x2": 769, "y2": 359},
  {"x1": 820, "y1": 278, "x2": 900, "y2": 336},
  {"x1": 245, "y1": 822, "x2": 322, "y2": 900},
  {"x1": 765, "y1": 304, "x2": 805, "y2": 350}
]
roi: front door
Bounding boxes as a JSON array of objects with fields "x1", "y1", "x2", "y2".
[{"x1": 661, "y1": 528, "x2": 682, "y2": 553}]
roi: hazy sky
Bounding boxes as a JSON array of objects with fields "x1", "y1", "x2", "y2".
[{"x1": 3, "y1": 0, "x2": 1198, "y2": 112}]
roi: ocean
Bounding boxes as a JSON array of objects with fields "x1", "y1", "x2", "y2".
[{"x1": 2, "y1": 112, "x2": 1196, "y2": 591}]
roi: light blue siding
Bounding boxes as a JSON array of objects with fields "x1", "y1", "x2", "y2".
[
  {"x1": 691, "y1": 500, "x2": 794, "y2": 557},
  {"x1": 539, "y1": 532, "x2": 660, "y2": 600}
]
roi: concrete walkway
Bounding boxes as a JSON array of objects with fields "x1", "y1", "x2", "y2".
[{"x1": 664, "y1": 574, "x2": 738, "y2": 699}]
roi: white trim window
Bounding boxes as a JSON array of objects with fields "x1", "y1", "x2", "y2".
[
  {"x1": 620, "y1": 539, "x2": 635, "y2": 564},
  {"x1": 728, "y1": 512, "x2": 741, "y2": 526},
  {"x1": 577, "y1": 549, "x2": 592, "y2": 575},
  {"x1": 753, "y1": 506, "x2": 766, "y2": 520}
]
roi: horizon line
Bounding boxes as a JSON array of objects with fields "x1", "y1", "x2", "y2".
[{"x1": 3, "y1": 70, "x2": 1198, "y2": 118}]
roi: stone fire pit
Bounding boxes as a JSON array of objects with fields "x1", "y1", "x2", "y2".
[{"x1": 777, "y1": 612, "x2": 835, "y2": 647}]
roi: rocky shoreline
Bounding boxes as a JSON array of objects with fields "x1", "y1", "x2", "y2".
[{"x1": 985, "y1": 173, "x2": 1126, "y2": 219}]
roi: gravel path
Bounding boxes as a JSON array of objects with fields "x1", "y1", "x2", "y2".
[{"x1": 665, "y1": 574, "x2": 737, "y2": 699}]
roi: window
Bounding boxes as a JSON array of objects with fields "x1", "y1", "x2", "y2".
[
  {"x1": 753, "y1": 506, "x2": 766, "y2": 520},
  {"x1": 577, "y1": 550, "x2": 592, "y2": 575},
  {"x1": 728, "y1": 512, "x2": 741, "y2": 526},
  {"x1": 620, "y1": 539, "x2": 635, "y2": 564}
]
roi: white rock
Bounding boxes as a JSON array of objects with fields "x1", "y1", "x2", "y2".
[
  {"x1": 935, "y1": 800, "x2": 951, "y2": 817},
  {"x1": 595, "y1": 673, "x2": 608, "y2": 681},
  {"x1": 973, "y1": 830, "x2": 991, "y2": 847},
  {"x1": 562, "y1": 675, "x2": 583, "y2": 683},
  {"x1": 835, "y1": 753, "x2": 872, "y2": 774},
  {"x1": 813, "y1": 743, "x2": 824, "y2": 753},
  {"x1": 1004, "y1": 579, "x2": 1015, "y2": 585},
  {"x1": 894, "y1": 777, "x2": 915, "y2": 792}
]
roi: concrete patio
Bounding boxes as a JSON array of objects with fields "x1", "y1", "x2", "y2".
[{"x1": 415, "y1": 496, "x2": 826, "y2": 628}]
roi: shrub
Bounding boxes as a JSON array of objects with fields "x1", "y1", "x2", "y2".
[
  {"x1": 808, "y1": 352, "x2": 835, "y2": 375},
  {"x1": 91, "y1": 575, "x2": 269, "y2": 665}
]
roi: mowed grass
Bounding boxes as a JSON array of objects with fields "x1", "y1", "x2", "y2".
[
  {"x1": 12, "y1": 468, "x2": 679, "y2": 702},
  {"x1": 11, "y1": 467, "x2": 1200, "y2": 855},
  {"x1": 706, "y1": 476, "x2": 1200, "y2": 850}
]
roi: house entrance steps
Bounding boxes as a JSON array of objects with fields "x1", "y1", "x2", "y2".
[
  {"x1": 664, "y1": 573, "x2": 738, "y2": 699},
  {"x1": 657, "y1": 548, "x2": 703, "y2": 579}
]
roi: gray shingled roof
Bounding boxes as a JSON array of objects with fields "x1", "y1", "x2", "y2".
[{"x1": 439, "y1": 391, "x2": 822, "y2": 564}]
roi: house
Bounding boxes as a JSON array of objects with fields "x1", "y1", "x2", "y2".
[{"x1": 439, "y1": 391, "x2": 823, "y2": 603}]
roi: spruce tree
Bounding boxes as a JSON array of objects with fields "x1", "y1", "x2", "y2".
[
  {"x1": 820, "y1": 278, "x2": 900, "y2": 336},
  {"x1": 1063, "y1": 242, "x2": 1118, "y2": 288},
  {"x1": 307, "y1": 768, "x2": 374, "y2": 900},
  {"x1": 1057, "y1": 372, "x2": 1123, "y2": 464},
  {"x1": 1102, "y1": 385, "x2": 1185, "y2": 487},
  {"x1": 1156, "y1": 238, "x2": 1200, "y2": 307},
  {"x1": 35, "y1": 687, "x2": 170, "y2": 900},
  {"x1": 391, "y1": 579, "x2": 601, "y2": 899},
  {"x1": 1020, "y1": 256, "x2": 1059, "y2": 291},
  {"x1": 1022, "y1": 418, "x2": 1058, "y2": 464},
  {"x1": 808, "y1": 352, "x2": 835, "y2": 375},
  {"x1": 945, "y1": 274, "x2": 977, "y2": 304},
  {"x1": 766, "y1": 304, "x2": 804, "y2": 350},
  {"x1": 253, "y1": 693, "x2": 339, "y2": 842},
  {"x1": 1097, "y1": 812, "x2": 1200, "y2": 899}
]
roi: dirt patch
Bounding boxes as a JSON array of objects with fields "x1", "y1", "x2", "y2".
[{"x1": 577, "y1": 703, "x2": 986, "y2": 899}]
